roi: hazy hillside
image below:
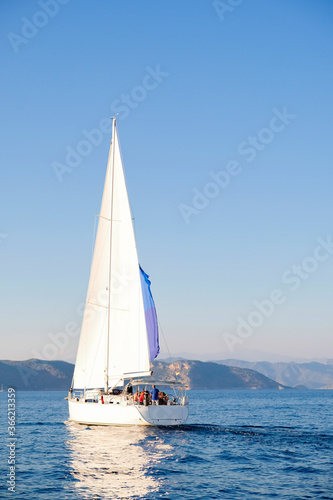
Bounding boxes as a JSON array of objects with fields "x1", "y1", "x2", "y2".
[
  {"x1": 0, "y1": 359, "x2": 73, "y2": 390},
  {"x1": 0, "y1": 359, "x2": 288, "y2": 391},
  {"x1": 218, "y1": 360, "x2": 333, "y2": 389},
  {"x1": 2, "y1": 358, "x2": 332, "y2": 391},
  {"x1": 152, "y1": 360, "x2": 288, "y2": 390}
]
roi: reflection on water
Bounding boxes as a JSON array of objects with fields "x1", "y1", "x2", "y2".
[{"x1": 66, "y1": 422, "x2": 171, "y2": 499}]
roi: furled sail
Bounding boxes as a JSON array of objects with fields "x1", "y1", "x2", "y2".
[{"x1": 73, "y1": 121, "x2": 151, "y2": 389}]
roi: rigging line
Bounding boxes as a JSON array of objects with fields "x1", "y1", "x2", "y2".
[
  {"x1": 157, "y1": 320, "x2": 180, "y2": 402},
  {"x1": 157, "y1": 318, "x2": 180, "y2": 384},
  {"x1": 132, "y1": 216, "x2": 137, "y2": 244},
  {"x1": 84, "y1": 174, "x2": 102, "y2": 392},
  {"x1": 90, "y1": 213, "x2": 98, "y2": 269},
  {"x1": 106, "y1": 119, "x2": 116, "y2": 391},
  {"x1": 86, "y1": 301, "x2": 108, "y2": 309},
  {"x1": 157, "y1": 318, "x2": 172, "y2": 359},
  {"x1": 96, "y1": 214, "x2": 111, "y2": 222},
  {"x1": 114, "y1": 117, "x2": 138, "y2": 252},
  {"x1": 83, "y1": 215, "x2": 99, "y2": 393}
]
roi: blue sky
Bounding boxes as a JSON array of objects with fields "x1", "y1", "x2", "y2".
[{"x1": 1, "y1": 0, "x2": 332, "y2": 362}]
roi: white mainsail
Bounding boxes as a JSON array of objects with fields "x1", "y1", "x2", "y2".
[{"x1": 73, "y1": 120, "x2": 151, "y2": 390}]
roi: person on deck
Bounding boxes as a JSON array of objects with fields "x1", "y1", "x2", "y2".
[
  {"x1": 134, "y1": 390, "x2": 139, "y2": 402},
  {"x1": 158, "y1": 391, "x2": 168, "y2": 405},
  {"x1": 151, "y1": 385, "x2": 159, "y2": 405},
  {"x1": 139, "y1": 391, "x2": 145, "y2": 404},
  {"x1": 126, "y1": 382, "x2": 133, "y2": 395}
]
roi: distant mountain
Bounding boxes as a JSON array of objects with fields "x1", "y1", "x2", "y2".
[
  {"x1": 0, "y1": 359, "x2": 73, "y2": 390},
  {"x1": 152, "y1": 360, "x2": 288, "y2": 390},
  {"x1": 217, "y1": 360, "x2": 333, "y2": 389},
  {"x1": 159, "y1": 350, "x2": 333, "y2": 364},
  {"x1": 0, "y1": 359, "x2": 289, "y2": 391},
  {"x1": 2, "y1": 358, "x2": 332, "y2": 390},
  {"x1": 159, "y1": 349, "x2": 299, "y2": 363},
  {"x1": 159, "y1": 348, "x2": 333, "y2": 365}
]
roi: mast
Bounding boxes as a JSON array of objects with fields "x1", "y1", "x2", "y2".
[{"x1": 105, "y1": 117, "x2": 116, "y2": 393}]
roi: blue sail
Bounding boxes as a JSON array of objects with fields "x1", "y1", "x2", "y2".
[{"x1": 139, "y1": 266, "x2": 160, "y2": 361}]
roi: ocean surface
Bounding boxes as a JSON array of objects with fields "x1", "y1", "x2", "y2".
[{"x1": 0, "y1": 390, "x2": 332, "y2": 500}]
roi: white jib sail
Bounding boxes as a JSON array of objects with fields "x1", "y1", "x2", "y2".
[{"x1": 73, "y1": 120, "x2": 150, "y2": 390}]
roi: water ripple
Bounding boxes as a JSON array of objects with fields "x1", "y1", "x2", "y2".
[{"x1": 0, "y1": 389, "x2": 332, "y2": 499}]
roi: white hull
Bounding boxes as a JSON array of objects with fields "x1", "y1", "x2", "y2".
[{"x1": 68, "y1": 399, "x2": 189, "y2": 426}]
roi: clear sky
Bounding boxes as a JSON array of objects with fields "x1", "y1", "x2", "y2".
[{"x1": 1, "y1": 0, "x2": 332, "y2": 363}]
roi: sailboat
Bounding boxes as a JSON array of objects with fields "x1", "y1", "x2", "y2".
[{"x1": 68, "y1": 118, "x2": 189, "y2": 426}]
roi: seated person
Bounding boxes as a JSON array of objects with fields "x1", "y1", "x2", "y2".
[
  {"x1": 158, "y1": 392, "x2": 169, "y2": 405},
  {"x1": 139, "y1": 391, "x2": 145, "y2": 404}
]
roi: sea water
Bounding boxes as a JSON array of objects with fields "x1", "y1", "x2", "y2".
[{"x1": 0, "y1": 390, "x2": 332, "y2": 499}]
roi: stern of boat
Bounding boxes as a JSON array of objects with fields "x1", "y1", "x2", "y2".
[{"x1": 136, "y1": 403, "x2": 189, "y2": 426}]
